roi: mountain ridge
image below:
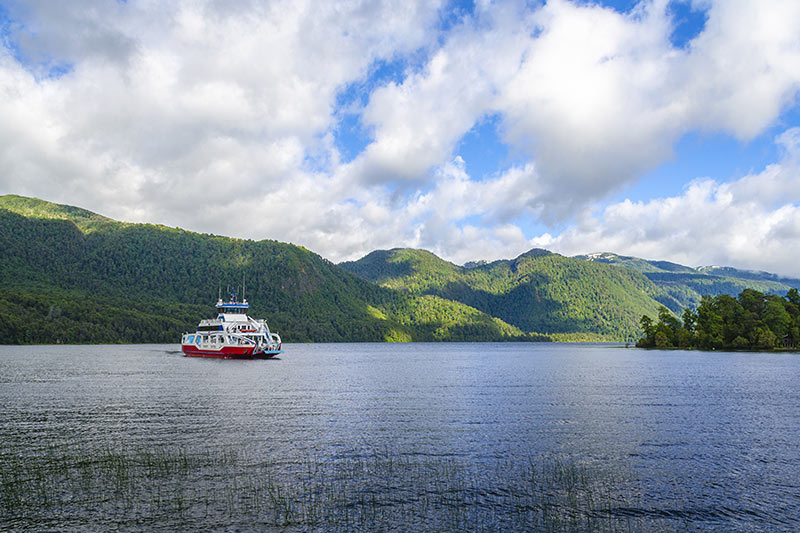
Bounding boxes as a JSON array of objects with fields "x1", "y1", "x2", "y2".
[
  {"x1": 0, "y1": 195, "x2": 538, "y2": 344},
  {"x1": 575, "y1": 251, "x2": 800, "y2": 311},
  {"x1": 3, "y1": 194, "x2": 799, "y2": 344},
  {"x1": 341, "y1": 247, "x2": 667, "y2": 340}
]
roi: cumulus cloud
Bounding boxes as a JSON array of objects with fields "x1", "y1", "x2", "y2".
[
  {"x1": 495, "y1": 0, "x2": 800, "y2": 220},
  {"x1": 546, "y1": 127, "x2": 800, "y2": 277},
  {"x1": 343, "y1": 2, "x2": 529, "y2": 185},
  {"x1": 0, "y1": 0, "x2": 442, "y2": 234},
  {"x1": 1, "y1": 0, "x2": 800, "y2": 273},
  {"x1": 335, "y1": 0, "x2": 800, "y2": 253}
]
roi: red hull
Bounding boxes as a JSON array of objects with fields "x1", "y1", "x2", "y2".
[{"x1": 182, "y1": 344, "x2": 255, "y2": 359}]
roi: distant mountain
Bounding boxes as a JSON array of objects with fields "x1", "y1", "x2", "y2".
[
  {"x1": 576, "y1": 252, "x2": 800, "y2": 312},
  {"x1": 574, "y1": 252, "x2": 696, "y2": 274},
  {"x1": 0, "y1": 195, "x2": 530, "y2": 344},
  {"x1": 696, "y1": 265, "x2": 800, "y2": 285},
  {"x1": 341, "y1": 248, "x2": 667, "y2": 341}
]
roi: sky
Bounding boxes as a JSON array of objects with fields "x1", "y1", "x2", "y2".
[{"x1": 1, "y1": 0, "x2": 800, "y2": 276}]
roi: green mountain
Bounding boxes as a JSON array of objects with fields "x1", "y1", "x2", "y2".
[
  {"x1": 4, "y1": 194, "x2": 798, "y2": 345},
  {"x1": 340, "y1": 248, "x2": 668, "y2": 341},
  {"x1": 575, "y1": 252, "x2": 800, "y2": 312},
  {"x1": 0, "y1": 195, "x2": 530, "y2": 344}
]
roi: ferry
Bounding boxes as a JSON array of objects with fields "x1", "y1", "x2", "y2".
[{"x1": 181, "y1": 292, "x2": 282, "y2": 359}]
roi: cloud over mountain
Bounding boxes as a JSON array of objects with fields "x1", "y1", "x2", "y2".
[{"x1": 1, "y1": 0, "x2": 799, "y2": 271}]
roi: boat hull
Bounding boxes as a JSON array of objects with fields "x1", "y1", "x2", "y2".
[
  {"x1": 253, "y1": 349, "x2": 283, "y2": 359},
  {"x1": 181, "y1": 344, "x2": 255, "y2": 359},
  {"x1": 181, "y1": 344, "x2": 283, "y2": 359}
]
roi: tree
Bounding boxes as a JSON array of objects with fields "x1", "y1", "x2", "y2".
[
  {"x1": 637, "y1": 288, "x2": 800, "y2": 352},
  {"x1": 682, "y1": 308, "x2": 697, "y2": 334},
  {"x1": 763, "y1": 298, "x2": 791, "y2": 339},
  {"x1": 658, "y1": 306, "x2": 681, "y2": 331},
  {"x1": 738, "y1": 288, "x2": 765, "y2": 315},
  {"x1": 638, "y1": 315, "x2": 655, "y2": 347},
  {"x1": 753, "y1": 327, "x2": 777, "y2": 350},
  {"x1": 786, "y1": 288, "x2": 800, "y2": 308},
  {"x1": 654, "y1": 331, "x2": 670, "y2": 348},
  {"x1": 696, "y1": 296, "x2": 723, "y2": 349}
]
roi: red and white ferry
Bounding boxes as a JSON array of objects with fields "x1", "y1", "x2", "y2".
[{"x1": 181, "y1": 293, "x2": 282, "y2": 359}]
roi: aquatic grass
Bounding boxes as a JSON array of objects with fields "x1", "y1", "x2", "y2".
[{"x1": 0, "y1": 445, "x2": 670, "y2": 532}]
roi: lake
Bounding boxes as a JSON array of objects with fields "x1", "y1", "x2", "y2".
[{"x1": 1, "y1": 343, "x2": 799, "y2": 531}]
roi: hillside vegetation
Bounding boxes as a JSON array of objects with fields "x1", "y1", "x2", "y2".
[
  {"x1": 3, "y1": 194, "x2": 798, "y2": 345},
  {"x1": 637, "y1": 289, "x2": 800, "y2": 350},
  {"x1": 341, "y1": 248, "x2": 667, "y2": 341},
  {"x1": 0, "y1": 195, "x2": 531, "y2": 344},
  {"x1": 577, "y1": 252, "x2": 800, "y2": 313}
]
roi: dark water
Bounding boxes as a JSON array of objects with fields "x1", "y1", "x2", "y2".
[{"x1": 2, "y1": 343, "x2": 800, "y2": 531}]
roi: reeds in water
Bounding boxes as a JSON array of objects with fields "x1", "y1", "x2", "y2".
[{"x1": 0, "y1": 445, "x2": 664, "y2": 531}]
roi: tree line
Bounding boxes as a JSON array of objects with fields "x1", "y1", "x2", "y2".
[{"x1": 637, "y1": 288, "x2": 800, "y2": 350}]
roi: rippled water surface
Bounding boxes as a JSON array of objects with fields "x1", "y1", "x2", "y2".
[{"x1": 2, "y1": 343, "x2": 800, "y2": 531}]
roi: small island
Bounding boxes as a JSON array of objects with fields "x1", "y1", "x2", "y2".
[{"x1": 637, "y1": 288, "x2": 800, "y2": 350}]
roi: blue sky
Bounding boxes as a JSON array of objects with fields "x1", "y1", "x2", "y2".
[{"x1": 1, "y1": 0, "x2": 800, "y2": 275}]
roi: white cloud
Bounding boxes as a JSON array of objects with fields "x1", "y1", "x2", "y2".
[
  {"x1": 334, "y1": 0, "x2": 800, "y2": 257},
  {"x1": 343, "y1": 2, "x2": 530, "y2": 185},
  {"x1": 546, "y1": 128, "x2": 800, "y2": 277},
  {"x1": 0, "y1": 0, "x2": 443, "y2": 236},
  {"x1": 1, "y1": 0, "x2": 800, "y2": 274},
  {"x1": 684, "y1": 0, "x2": 800, "y2": 139},
  {"x1": 494, "y1": 0, "x2": 800, "y2": 221},
  {"x1": 497, "y1": 0, "x2": 683, "y2": 219}
]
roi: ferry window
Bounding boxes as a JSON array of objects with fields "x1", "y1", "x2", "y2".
[{"x1": 187, "y1": 335, "x2": 194, "y2": 343}]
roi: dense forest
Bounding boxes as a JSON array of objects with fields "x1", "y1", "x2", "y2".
[
  {"x1": 636, "y1": 288, "x2": 800, "y2": 350},
  {"x1": 2, "y1": 194, "x2": 799, "y2": 345},
  {"x1": 342, "y1": 248, "x2": 667, "y2": 341},
  {"x1": 0, "y1": 195, "x2": 541, "y2": 344}
]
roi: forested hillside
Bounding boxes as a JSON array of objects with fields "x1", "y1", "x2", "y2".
[
  {"x1": 341, "y1": 248, "x2": 667, "y2": 341},
  {"x1": 4, "y1": 195, "x2": 798, "y2": 345},
  {"x1": 0, "y1": 195, "x2": 533, "y2": 344},
  {"x1": 637, "y1": 289, "x2": 800, "y2": 350}
]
